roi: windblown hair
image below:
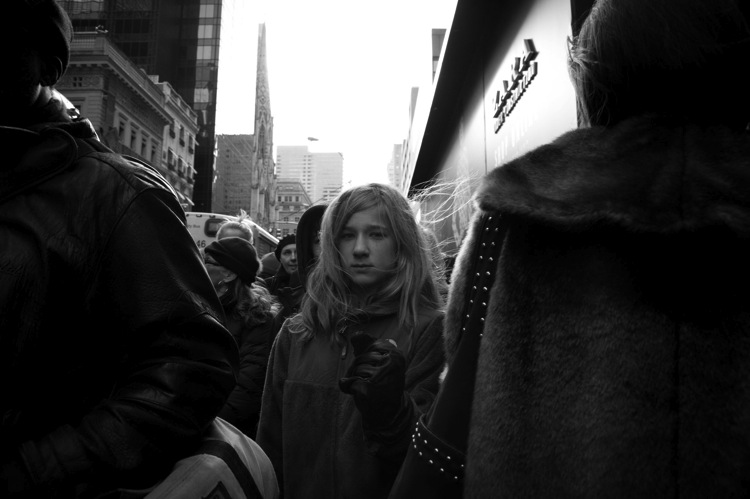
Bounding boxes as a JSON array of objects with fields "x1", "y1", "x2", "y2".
[
  {"x1": 291, "y1": 183, "x2": 441, "y2": 343},
  {"x1": 217, "y1": 209, "x2": 254, "y2": 243},
  {"x1": 222, "y1": 278, "x2": 280, "y2": 327},
  {"x1": 568, "y1": 0, "x2": 750, "y2": 128},
  {"x1": 421, "y1": 225, "x2": 449, "y2": 306}
]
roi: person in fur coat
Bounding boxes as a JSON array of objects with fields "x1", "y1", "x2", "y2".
[{"x1": 390, "y1": 0, "x2": 750, "y2": 497}]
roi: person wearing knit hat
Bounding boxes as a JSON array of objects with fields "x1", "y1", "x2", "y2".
[
  {"x1": 3, "y1": 0, "x2": 75, "y2": 126},
  {"x1": 202, "y1": 237, "x2": 280, "y2": 438},
  {"x1": 274, "y1": 233, "x2": 297, "y2": 263},
  {"x1": 266, "y1": 233, "x2": 304, "y2": 339},
  {"x1": 205, "y1": 237, "x2": 260, "y2": 286},
  {"x1": 267, "y1": 233, "x2": 299, "y2": 297}
]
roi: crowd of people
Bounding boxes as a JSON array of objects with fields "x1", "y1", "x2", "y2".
[{"x1": 4, "y1": 0, "x2": 750, "y2": 497}]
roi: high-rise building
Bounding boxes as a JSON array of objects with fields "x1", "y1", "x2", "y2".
[
  {"x1": 276, "y1": 146, "x2": 344, "y2": 205},
  {"x1": 61, "y1": 0, "x2": 225, "y2": 212},
  {"x1": 213, "y1": 134, "x2": 253, "y2": 216},
  {"x1": 387, "y1": 143, "x2": 404, "y2": 189}
]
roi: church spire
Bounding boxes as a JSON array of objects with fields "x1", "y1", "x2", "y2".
[{"x1": 250, "y1": 23, "x2": 276, "y2": 229}]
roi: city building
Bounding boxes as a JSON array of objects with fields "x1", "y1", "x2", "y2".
[
  {"x1": 275, "y1": 180, "x2": 312, "y2": 238},
  {"x1": 57, "y1": 31, "x2": 197, "y2": 209},
  {"x1": 156, "y1": 79, "x2": 200, "y2": 209},
  {"x1": 213, "y1": 134, "x2": 253, "y2": 217},
  {"x1": 212, "y1": 23, "x2": 276, "y2": 232},
  {"x1": 275, "y1": 146, "x2": 344, "y2": 205},
  {"x1": 402, "y1": 0, "x2": 594, "y2": 256},
  {"x1": 387, "y1": 143, "x2": 404, "y2": 188},
  {"x1": 61, "y1": 0, "x2": 225, "y2": 212}
]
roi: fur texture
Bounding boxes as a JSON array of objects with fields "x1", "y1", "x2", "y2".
[{"x1": 447, "y1": 115, "x2": 750, "y2": 497}]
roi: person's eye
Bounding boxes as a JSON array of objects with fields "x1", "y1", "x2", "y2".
[
  {"x1": 370, "y1": 231, "x2": 385, "y2": 239},
  {"x1": 340, "y1": 232, "x2": 355, "y2": 240}
]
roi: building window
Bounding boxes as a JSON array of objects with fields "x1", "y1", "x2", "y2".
[
  {"x1": 130, "y1": 127, "x2": 138, "y2": 149},
  {"x1": 283, "y1": 217, "x2": 289, "y2": 222},
  {"x1": 118, "y1": 119, "x2": 126, "y2": 141},
  {"x1": 199, "y1": 4, "x2": 216, "y2": 17},
  {"x1": 198, "y1": 24, "x2": 214, "y2": 38},
  {"x1": 194, "y1": 88, "x2": 210, "y2": 104},
  {"x1": 197, "y1": 45, "x2": 213, "y2": 60}
]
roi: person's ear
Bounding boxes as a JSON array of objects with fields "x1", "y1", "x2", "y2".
[
  {"x1": 222, "y1": 270, "x2": 238, "y2": 283},
  {"x1": 39, "y1": 56, "x2": 63, "y2": 87}
]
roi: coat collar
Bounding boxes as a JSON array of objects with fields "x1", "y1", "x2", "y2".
[
  {"x1": 475, "y1": 115, "x2": 750, "y2": 234},
  {"x1": 0, "y1": 119, "x2": 98, "y2": 205}
]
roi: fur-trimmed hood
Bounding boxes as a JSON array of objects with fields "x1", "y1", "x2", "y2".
[
  {"x1": 475, "y1": 115, "x2": 750, "y2": 234},
  {"x1": 441, "y1": 115, "x2": 750, "y2": 496}
]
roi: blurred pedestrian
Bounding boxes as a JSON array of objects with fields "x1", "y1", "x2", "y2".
[
  {"x1": 265, "y1": 233, "x2": 304, "y2": 332},
  {"x1": 0, "y1": 2, "x2": 239, "y2": 496},
  {"x1": 217, "y1": 209, "x2": 254, "y2": 243},
  {"x1": 296, "y1": 204, "x2": 327, "y2": 290},
  {"x1": 391, "y1": 0, "x2": 750, "y2": 497},
  {"x1": 216, "y1": 210, "x2": 271, "y2": 289},
  {"x1": 257, "y1": 183, "x2": 445, "y2": 498},
  {"x1": 258, "y1": 252, "x2": 280, "y2": 282},
  {"x1": 204, "y1": 237, "x2": 280, "y2": 438}
]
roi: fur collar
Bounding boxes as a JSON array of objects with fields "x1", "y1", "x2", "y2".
[{"x1": 475, "y1": 115, "x2": 750, "y2": 234}]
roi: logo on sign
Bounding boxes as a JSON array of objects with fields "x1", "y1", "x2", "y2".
[{"x1": 492, "y1": 39, "x2": 539, "y2": 133}]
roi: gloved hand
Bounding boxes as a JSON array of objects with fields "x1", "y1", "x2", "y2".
[{"x1": 339, "y1": 331, "x2": 408, "y2": 430}]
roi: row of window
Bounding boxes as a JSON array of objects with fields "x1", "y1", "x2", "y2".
[
  {"x1": 117, "y1": 116, "x2": 158, "y2": 162},
  {"x1": 168, "y1": 122, "x2": 195, "y2": 150},
  {"x1": 116, "y1": 112, "x2": 193, "y2": 177}
]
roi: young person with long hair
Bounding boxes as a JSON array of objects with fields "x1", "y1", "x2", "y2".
[
  {"x1": 256, "y1": 183, "x2": 445, "y2": 498},
  {"x1": 204, "y1": 237, "x2": 280, "y2": 438}
]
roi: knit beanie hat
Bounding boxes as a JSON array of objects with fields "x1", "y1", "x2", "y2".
[
  {"x1": 9, "y1": 0, "x2": 74, "y2": 84},
  {"x1": 274, "y1": 234, "x2": 297, "y2": 261},
  {"x1": 205, "y1": 237, "x2": 260, "y2": 285}
]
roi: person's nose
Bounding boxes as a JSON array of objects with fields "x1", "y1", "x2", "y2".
[
  {"x1": 353, "y1": 234, "x2": 369, "y2": 256},
  {"x1": 290, "y1": 250, "x2": 297, "y2": 262}
]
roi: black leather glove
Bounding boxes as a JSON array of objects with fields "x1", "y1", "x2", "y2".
[{"x1": 339, "y1": 331, "x2": 408, "y2": 430}]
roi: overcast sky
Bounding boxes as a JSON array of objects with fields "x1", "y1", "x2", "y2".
[{"x1": 215, "y1": 0, "x2": 458, "y2": 188}]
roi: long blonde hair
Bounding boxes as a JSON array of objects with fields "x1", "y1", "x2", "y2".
[{"x1": 290, "y1": 183, "x2": 441, "y2": 343}]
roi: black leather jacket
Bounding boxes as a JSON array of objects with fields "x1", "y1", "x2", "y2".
[{"x1": 0, "y1": 113, "x2": 239, "y2": 497}]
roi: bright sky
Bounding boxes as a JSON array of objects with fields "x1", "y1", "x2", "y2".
[{"x1": 215, "y1": 0, "x2": 458, "y2": 188}]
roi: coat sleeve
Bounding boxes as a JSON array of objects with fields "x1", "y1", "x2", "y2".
[
  {"x1": 6, "y1": 185, "x2": 239, "y2": 495},
  {"x1": 366, "y1": 312, "x2": 446, "y2": 461},
  {"x1": 256, "y1": 323, "x2": 292, "y2": 496},
  {"x1": 219, "y1": 317, "x2": 274, "y2": 437}
]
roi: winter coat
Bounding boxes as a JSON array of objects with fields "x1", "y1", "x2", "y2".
[
  {"x1": 219, "y1": 310, "x2": 276, "y2": 438},
  {"x1": 257, "y1": 308, "x2": 445, "y2": 499},
  {"x1": 0, "y1": 115, "x2": 238, "y2": 497},
  {"x1": 396, "y1": 115, "x2": 750, "y2": 498}
]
